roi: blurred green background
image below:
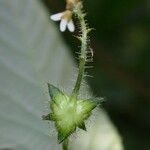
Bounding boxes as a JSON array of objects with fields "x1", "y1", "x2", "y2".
[{"x1": 43, "y1": 0, "x2": 150, "y2": 149}]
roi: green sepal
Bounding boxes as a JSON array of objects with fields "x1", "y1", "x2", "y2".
[
  {"x1": 42, "y1": 113, "x2": 55, "y2": 121},
  {"x1": 78, "y1": 122, "x2": 86, "y2": 131},
  {"x1": 47, "y1": 83, "x2": 66, "y2": 103},
  {"x1": 57, "y1": 125, "x2": 75, "y2": 143},
  {"x1": 58, "y1": 131, "x2": 65, "y2": 144}
]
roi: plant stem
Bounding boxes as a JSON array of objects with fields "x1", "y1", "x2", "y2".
[
  {"x1": 71, "y1": 3, "x2": 88, "y2": 99},
  {"x1": 63, "y1": 2, "x2": 90, "y2": 150},
  {"x1": 62, "y1": 139, "x2": 69, "y2": 150}
]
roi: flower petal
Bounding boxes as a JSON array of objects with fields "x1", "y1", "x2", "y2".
[
  {"x1": 67, "y1": 20, "x2": 75, "y2": 32},
  {"x1": 50, "y1": 13, "x2": 63, "y2": 21},
  {"x1": 60, "y1": 19, "x2": 67, "y2": 32}
]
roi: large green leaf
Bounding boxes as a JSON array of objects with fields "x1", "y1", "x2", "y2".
[{"x1": 0, "y1": 0, "x2": 123, "y2": 149}]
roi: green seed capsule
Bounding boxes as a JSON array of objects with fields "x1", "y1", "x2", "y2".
[{"x1": 43, "y1": 83, "x2": 97, "y2": 143}]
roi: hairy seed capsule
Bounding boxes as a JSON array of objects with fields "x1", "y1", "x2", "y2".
[{"x1": 42, "y1": 83, "x2": 97, "y2": 143}]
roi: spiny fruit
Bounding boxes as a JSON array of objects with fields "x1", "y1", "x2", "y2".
[{"x1": 42, "y1": 83, "x2": 97, "y2": 143}]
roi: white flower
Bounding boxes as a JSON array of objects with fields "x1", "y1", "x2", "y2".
[{"x1": 50, "y1": 10, "x2": 75, "y2": 32}]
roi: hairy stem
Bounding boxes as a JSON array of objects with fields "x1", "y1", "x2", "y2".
[
  {"x1": 71, "y1": 2, "x2": 88, "y2": 99},
  {"x1": 61, "y1": 2, "x2": 91, "y2": 150},
  {"x1": 62, "y1": 139, "x2": 69, "y2": 150}
]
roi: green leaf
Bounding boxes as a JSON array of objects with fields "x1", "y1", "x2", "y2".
[{"x1": 0, "y1": 0, "x2": 123, "y2": 150}]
